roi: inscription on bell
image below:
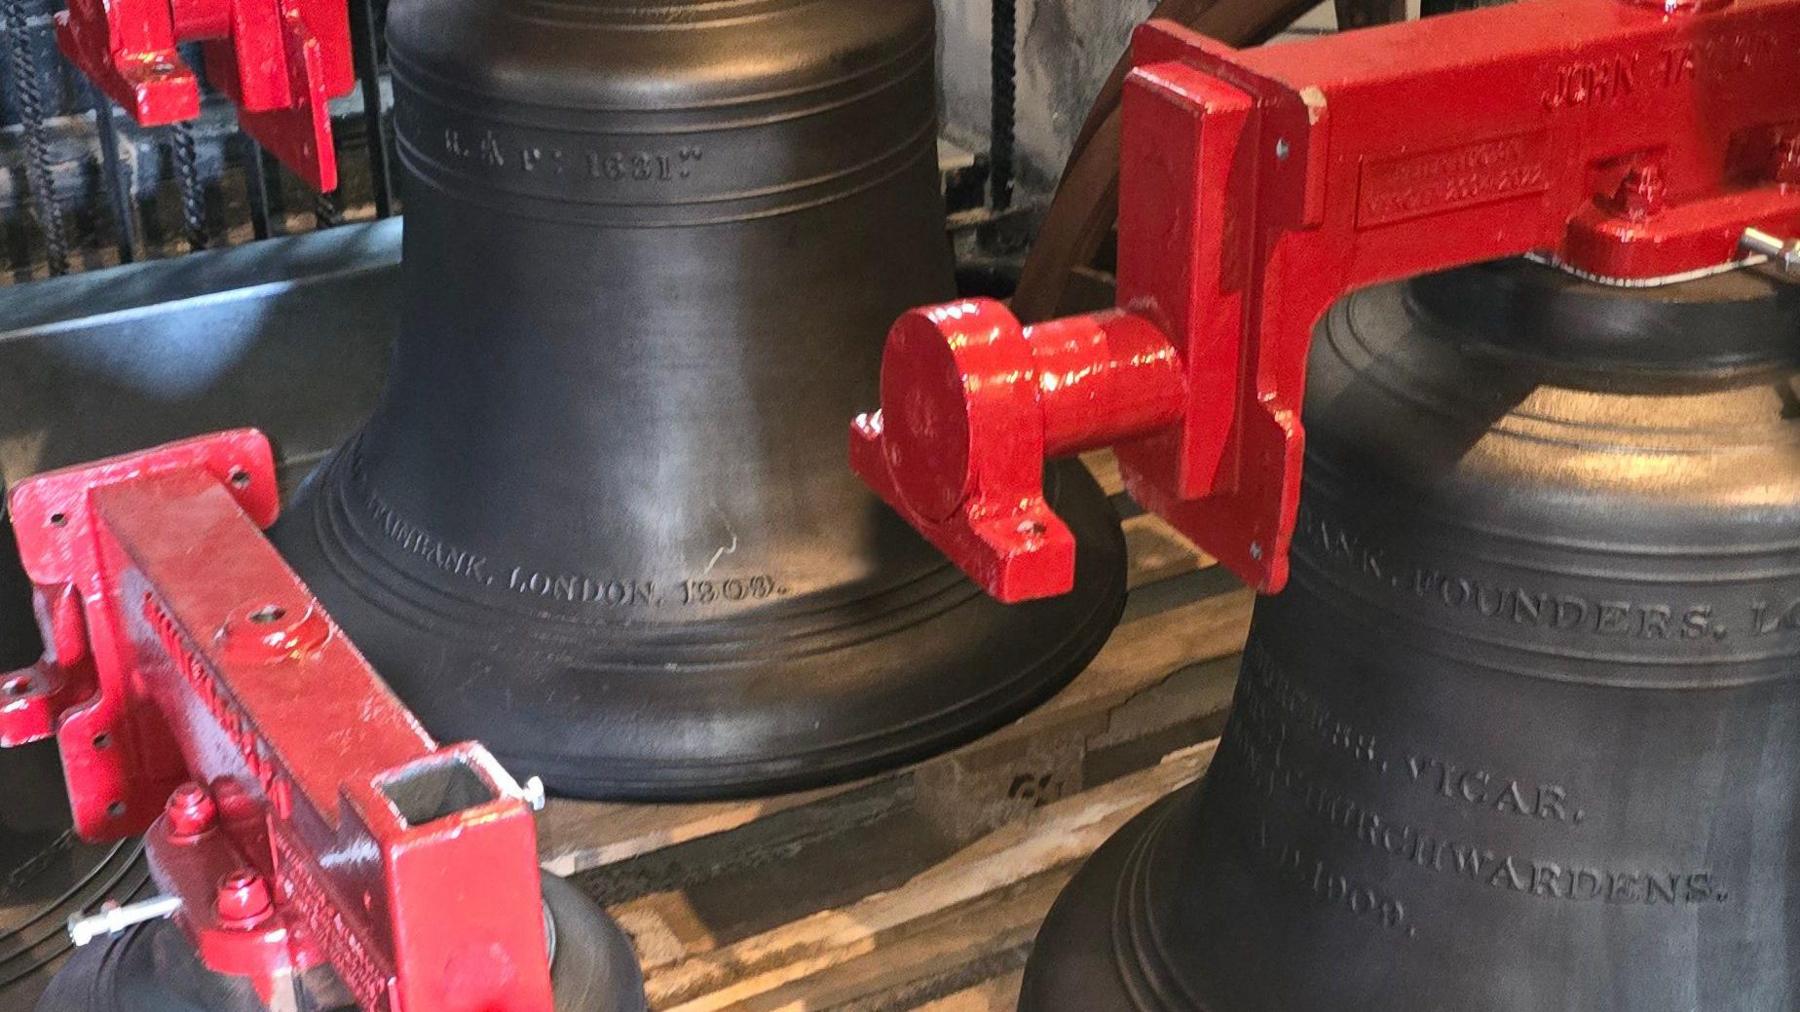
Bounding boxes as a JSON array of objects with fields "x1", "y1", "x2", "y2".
[
  {"x1": 1403, "y1": 756, "x2": 1580, "y2": 824},
  {"x1": 1750, "y1": 598, "x2": 1800, "y2": 635},
  {"x1": 1251, "y1": 821, "x2": 1412, "y2": 935},
  {"x1": 361, "y1": 482, "x2": 787, "y2": 609},
  {"x1": 367, "y1": 486, "x2": 493, "y2": 586},
  {"x1": 1220, "y1": 644, "x2": 1731, "y2": 941},
  {"x1": 1297, "y1": 506, "x2": 1730, "y2": 642},
  {"x1": 423, "y1": 113, "x2": 706, "y2": 186}
]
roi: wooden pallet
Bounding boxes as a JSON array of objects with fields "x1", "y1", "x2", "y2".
[{"x1": 536, "y1": 453, "x2": 1249, "y2": 1011}]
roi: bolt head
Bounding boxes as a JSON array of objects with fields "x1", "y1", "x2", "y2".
[
  {"x1": 165, "y1": 782, "x2": 217, "y2": 839},
  {"x1": 219, "y1": 600, "x2": 330, "y2": 664},
  {"x1": 1772, "y1": 136, "x2": 1800, "y2": 186},
  {"x1": 522, "y1": 775, "x2": 548, "y2": 811},
  {"x1": 1613, "y1": 164, "x2": 1667, "y2": 221},
  {"x1": 215, "y1": 869, "x2": 274, "y2": 927}
]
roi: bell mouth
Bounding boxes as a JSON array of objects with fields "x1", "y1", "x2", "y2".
[
  {"x1": 1, "y1": 741, "x2": 151, "y2": 1009},
  {"x1": 275, "y1": 454, "x2": 1127, "y2": 801},
  {"x1": 31, "y1": 874, "x2": 646, "y2": 1012},
  {"x1": 1019, "y1": 784, "x2": 1200, "y2": 1012},
  {"x1": 1405, "y1": 258, "x2": 1800, "y2": 376}
]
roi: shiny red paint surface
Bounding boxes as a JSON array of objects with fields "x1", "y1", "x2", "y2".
[
  {"x1": 852, "y1": 300, "x2": 1185, "y2": 599},
  {"x1": 854, "y1": 0, "x2": 1800, "y2": 600},
  {"x1": 54, "y1": 0, "x2": 351, "y2": 189},
  {"x1": 0, "y1": 432, "x2": 554, "y2": 1011}
]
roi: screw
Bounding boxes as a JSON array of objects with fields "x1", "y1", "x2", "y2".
[
  {"x1": 520, "y1": 776, "x2": 547, "y2": 812},
  {"x1": 1274, "y1": 138, "x2": 1291, "y2": 161},
  {"x1": 1772, "y1": 135, "x2": 1800, "y2": 186},
  {"x1": 249, "y1": 605, "x2": 286, "y2": 624},
  {"x1": 1613, "y1": 163, "x2": 1666, "y2": 220},
  {"x1": 68, "y1": 895, "x2": 183, "y2": 946},
  {"x1": 215, "y1": 869, "x2": 274, "y2": 928},
  {"x1": 1742, "y1": 228, "x2": 1800, "y2": 275},
  {"x1": 165, "y1": 782, "x2": 217, "y2": 840},
  {"x1": 1249, "y1": 541, "x2": 1264, "y2": 561}
]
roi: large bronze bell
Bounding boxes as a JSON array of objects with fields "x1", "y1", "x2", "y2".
[
  {"x1": 1021, "y1": 262, "x2": 1800, "y2": 1009},
  {"x1": 274, "y1": 0, "x2": 1128, "y2": 799}
]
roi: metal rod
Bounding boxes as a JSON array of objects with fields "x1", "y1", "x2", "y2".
[
  {"x1": 90, "y1": 85, "x2": 140, "y2": 264},
  {"x1": 1741, "y1": 227, "x2": 1800, "y2": 274},
  {"x1": 245, "y1": 138, "x2": 275, "y2": 240},
  {"x1": 5, "y1": 0, "x2": 72, "y2": 275},
  {"x1": 348, "y1": 0, "x2": 394, "y2": 216},
  {"x1": 989, "y1": 0, "x2": 1017, "y2": 212},
  {"x1": 67, "y1": 895, "x2": 183, "y2": 947}
]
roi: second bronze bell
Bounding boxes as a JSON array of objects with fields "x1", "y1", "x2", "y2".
[
  {"x1": 273, "y1": 0, "x2": 1128, "y2": 800},
  {"x1": 1017, "y1": 263, "x2": 1800, "y2": 1010}
]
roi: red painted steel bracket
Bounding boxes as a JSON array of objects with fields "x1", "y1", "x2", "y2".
[
  {"x1": 853, "y1": 0, "x2": 1800, "y2": 600},
  {"x1": 55, "y1": 0, "x2": 352, "y2": 189},
  {"x1": 0, "y1": 431, "x2": 555, "y2": 1011}
]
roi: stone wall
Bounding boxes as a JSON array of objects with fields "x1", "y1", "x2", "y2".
[{"x1": 935, "y1": 0, "x2": 1158, "y2": 196}]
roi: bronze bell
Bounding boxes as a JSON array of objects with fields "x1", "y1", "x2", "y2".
[
  {"x1": 1, "y1": 732, "x2": 150, "y2": 1008},
  {"x1": 273, "y1": 0, "x2": 1128, "y2": 799},
  {"x1": 1021, "y1": 262, "x2": 1800, "y2": 1009}
]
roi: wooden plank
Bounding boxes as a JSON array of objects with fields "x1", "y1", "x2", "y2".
[
  {"x1": 912, "y1": 970, "x2": 1025, "y2": 1012},
  {"x1": 540, "y1": 779, "x2": 863, "y2": 876},
  {"x1": 539, "y1": 512, "x2": 1232, "y2": 875},
  {"x1": 545, "y1": 582, "x2": 1247, "y2": 874},
  {"x1": 1082, "y1": 450, "x2": 1123, "y2": 497},
  {"x1": 976, "y1": 584, "x2": 1249, "y2": 753},
  {"x1": 724, "y1": 878, "x2": 1051, "y2": 1010},
  {"x1": 1122, "y1": 514, "x2": 1212, "y2": 587},
  {"x1": 648, "y1": 742, "x2": 1217, "y2": 1011},
  {"x1": 907, "y1": 583, "x2": 1246, "y2": 841}
]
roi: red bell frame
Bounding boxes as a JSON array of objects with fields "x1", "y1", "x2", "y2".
[
  {"x1": 854, "y1": 0, "x2": 1800, "y2": 601},
  {"x1": 0, "y1": 431, "x2": 555, "y2": 1011}
]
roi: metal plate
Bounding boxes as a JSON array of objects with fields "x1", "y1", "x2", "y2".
[{"x1": 0, "y1": 219, "x2": 399, "y2": 494}]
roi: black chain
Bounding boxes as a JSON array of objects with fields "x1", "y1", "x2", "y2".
[
  {"x1": 989, "y1": 0, "x2": 1016, "y2": 212},
  {"x1": 313, "y1": 189, "x2": 340, "y2": 228},
  {"x1": 170, "y1": 121, "x2": 208, "y2": 251},
  {"x1": 4, "y1": 0, "x2": 71, "y2": 275}
]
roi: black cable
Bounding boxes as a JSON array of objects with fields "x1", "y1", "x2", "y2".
[
  {"x1": 170, "y1": 121, "x2": 207, "y2": 251},
  {"x1": 989, "y1": 0, "x2": 1016, "y2": 213},
  {"x1": 5, "y1": 0, "x2": 71, "y2": 274}
]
